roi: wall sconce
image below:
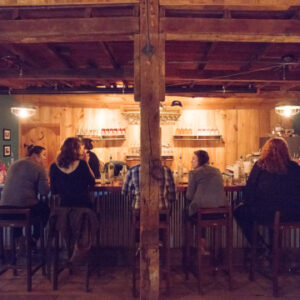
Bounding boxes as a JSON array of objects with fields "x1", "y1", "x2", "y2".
[
  {"x1": 11, "y1": 106, "x2": 36, "y2": 119},
  {"x1": 275, "y1": 102, "x2": 300, "y2": 118}
]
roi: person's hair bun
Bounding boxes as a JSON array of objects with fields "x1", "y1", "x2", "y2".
[{"x1": 25, "y1": 144, "x2": 45, "y2": 156}]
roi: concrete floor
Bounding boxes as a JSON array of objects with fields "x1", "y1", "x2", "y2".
[{"x1": 0, "y1": 265, "x2": 300, "y2": 300}]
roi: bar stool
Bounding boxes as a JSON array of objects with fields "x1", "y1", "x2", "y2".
[
  {"x1": 250, "y1": 211, "x2": 300, "y2": 297},
  {"x1": 48, "y1": 207, "x2": 100, "y2": 292},
  {"x1": 0, "y1": 206, "x2": 46, "y2": 291},
  {"x1": 184, "y1": 206, "x2": 233, "y2": 294},
  {"x1": 132, "y1": 209, "x2": 170, "y2": 297}
]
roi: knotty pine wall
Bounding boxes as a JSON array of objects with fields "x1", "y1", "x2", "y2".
[{"x1": 19, "y1": 104, "x2": 274, "y2": 173}]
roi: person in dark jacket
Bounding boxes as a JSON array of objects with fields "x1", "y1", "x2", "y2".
[
  {"x1": 50, "y1": 137, "x2": 95, "y2": 208},
  {"x1": 82, "y1": 138, "x2": 100, "y2": 179},
  {"x1": 234, "y1": 137, "x2": 300, "y2": 247}
]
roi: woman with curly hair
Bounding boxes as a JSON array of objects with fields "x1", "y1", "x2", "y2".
[
  {"x1": 234, "y1": 137, "x2": 300, "y2": 246},
  {"x1": 50, "y1": 137, "x2": 95, "y2": 207}
]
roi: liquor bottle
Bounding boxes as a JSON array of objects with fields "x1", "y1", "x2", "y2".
[
  {"x1": 108, "y1": 155, "x2": 114, "y2": 182},
  {"x1": 177, "y1": 153, "x2": 183, "y2": 183}
]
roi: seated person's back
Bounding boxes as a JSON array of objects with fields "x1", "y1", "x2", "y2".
[
  {"x1": 50, "y1": 137, "x2": 95, "y2": 208},
  {"x1": 186, "y1": 150, "x2": 227, "y2": 216}
]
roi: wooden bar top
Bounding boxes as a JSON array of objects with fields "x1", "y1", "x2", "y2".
[{"x1": 92, "y1": 183, "x2": 244, "y2": 192}]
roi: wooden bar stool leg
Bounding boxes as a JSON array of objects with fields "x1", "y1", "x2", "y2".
[
  {"x1": 227, "y1": 215, "x2": 233, "y2": 290},
  {"x1": 0, "y1": 227, "x2": 4, "y2": 264},
  {"x1": 273, "y1": 215, "x2": 280, "y2": 297},
  {"x1": 53, "y1": 230, "x2": 59, "y2": 290},
  {"x1": 85, "y1": 263, "x2": 90, "y2": 292},
  {"x1": 250, "y1": 223, "x2": 257, "y2": 281},
  {"x1": 132, "y1": 226, "x2": 138, "y2": 298},
  {"x1": 212, "y1": 227, "x2": 218, "y2": 276},
  {"x1": 165, "y1": 226, "x2": 170, "y2": 296},
  {"x1": 40, "y1": 221, "x2": 46, "y2": 276},
  {"x1": 184, "y1": 220, "x2": 191, "y2": 280},
  {"x1": 197, "y1": 222, "x2": 203, "y2": 295},
  {"x1": 11, "y1": 229, "x2": 17, "y2": 276},
  {"x1": 25, "y1": 225, "x2": 32, "y2": 292}
]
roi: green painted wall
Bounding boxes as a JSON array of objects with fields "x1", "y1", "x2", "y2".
[
  {"x1": 293, "y1": 113, "x2": 300, "y2": 135},
  {"x1": 0, "y1": 96, "x2": 19, "y2": 167}
]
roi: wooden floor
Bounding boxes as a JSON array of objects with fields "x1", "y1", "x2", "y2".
[{"x1": 0, "y1": 265, "x2": 300, "y2": 299}]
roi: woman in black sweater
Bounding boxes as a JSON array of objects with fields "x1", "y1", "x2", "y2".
[
  {"x1": 234, "y1": 137, "x2": 300, "y2": 246},
  {"x1": 50, "y1": 137, "x2": 95, "y2": 208}
]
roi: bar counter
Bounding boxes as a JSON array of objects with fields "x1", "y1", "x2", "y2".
[{"x1": 91, "y1": 183, "x2": 245, "y2": 249}]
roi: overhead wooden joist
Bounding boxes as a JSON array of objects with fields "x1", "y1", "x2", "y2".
[
  {"x1": 0, "y1": 68, "x2": 132, "y2": 80},
  {"x1": 162, "y1": 17, "x2": 300, "y2": 42},
  {"x1": 1, "y1": 16, "x2": 300, "y2": 44},
  {"x1": 0, "y1": 17, "x2": 138, "y2": 43},
  {"x1": 160, "y1": 0, "x2": 300, "y2": 10},
  {"x1": 0, "y1": 0, "x2": 139, "y2": 6},
  {"x1": 2, "y1": 68, "x2": 300, "y2": 84}
]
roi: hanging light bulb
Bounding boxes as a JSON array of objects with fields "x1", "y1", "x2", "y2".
[
  {"x1": 11, "y1": 107, "x2": 36, "y2": 119},
  {"x1": 275, "y1": 103, "x2": 300, "y2": 118}
]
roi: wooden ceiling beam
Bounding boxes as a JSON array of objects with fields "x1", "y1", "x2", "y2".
[
  {"x1": 160, "y1": 0, "x2": 299, "y2": 10},
  {"x1": 163, "y1": 17, "x2": 300, "y2": 42},
  {"x1": 166, "y1": 69, "x2": 300, "y2": 83},
  {"x1": 1, "y1": 68, "x2": 300, "y2": 85},
  {"x1": 46, "y1": 45, "x2": 74, "y2": 69},
  {"x1": 0, "y1": 17, "x2": 138, "y2": 43},
  {"x1": 100, "y1": 42, "x2": 120, "y2": 69},
  {"x1": 197, "y1": 42, "x2": 216, "y2": 71},
  {"x1": 239, "y1": 44, "x2": 269, "y2": 72},
  {"x1": 0, "y1": 44, "x2": 41, "y2": 68},
  {"x1": 0, "y1": 68, "x2": 133, "y2": 80},
  {"x1": 0, "y1": 0, "x2": 138, "y2": 6}
]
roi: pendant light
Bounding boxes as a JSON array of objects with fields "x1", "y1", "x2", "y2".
[{"x1": 275, "y1": 102, "x2": 300, "y2": 118}]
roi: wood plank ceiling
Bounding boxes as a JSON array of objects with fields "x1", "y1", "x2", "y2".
[{"x1": 0, "y1": 2, "x2": 300, "y2": 98}]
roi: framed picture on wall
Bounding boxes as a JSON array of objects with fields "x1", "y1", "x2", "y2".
[
  {"x1": 3, "y1": 145, "x2": 11, "y2": 157},
  {"x1": 3, "y1": 128, "x2": 11, "y2": 141}
]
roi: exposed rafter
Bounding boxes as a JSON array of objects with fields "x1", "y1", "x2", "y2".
[
  {"x1": 0, "y1": 0, "x2": 139, "y2": 6},
  {"x1": 160, "y1": 0, "x2": 299, "y2": 10},
  {"x1": 0, "y1": 17, "x2": 138, "y2": 43},
  {"x1": 162, "y1": 18, "x2": 300, "y2": 42}
]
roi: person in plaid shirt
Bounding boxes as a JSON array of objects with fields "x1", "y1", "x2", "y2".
[{"x1": 122, "y1": 163, "x2": 176, "y2": 210}]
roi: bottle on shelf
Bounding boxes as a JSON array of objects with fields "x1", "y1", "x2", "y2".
[
  {"x1": 108, "y1": 155, "x2": 114, "y2": 182},
  {"x1": 177, "y1": 153, "x2": 183, "y2": 183},
  {"x1": 239, "y1": 156, "x2": 245, "y2": 183}
]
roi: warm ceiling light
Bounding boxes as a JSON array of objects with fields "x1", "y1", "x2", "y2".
[
  {"x1": 275, "y1": 103, "x2": 300, "y2": 118},
  {"x1": 11, "y1": 107, "x2": 36, "y2": 118}
]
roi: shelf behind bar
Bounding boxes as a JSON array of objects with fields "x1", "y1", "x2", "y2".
[
  {"x1": 173, "y1": 135, "x2": 222, "y2": 141},
  {"x1": 77, "y1": 135, "x2": 126, "y2": 141}
]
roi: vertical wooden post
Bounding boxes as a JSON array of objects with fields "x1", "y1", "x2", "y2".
[{"x1": 134, "y1": 0, "x2": 165, "y2": 299}]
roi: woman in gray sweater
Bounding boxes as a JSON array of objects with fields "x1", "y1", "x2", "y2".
[
  {"x1": 0, "y1": 145, "x2": 50, "y2": 243},
  {"x1": 186, "y1": 150, "x2": 227, "y2": 217},
  {"x1": 186, "y1": 150, "x2": 227, "y2": 253}
]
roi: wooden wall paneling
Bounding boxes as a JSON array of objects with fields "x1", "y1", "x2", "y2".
[
  {"x1": 19, "y1": 103, "x2": 274, "y2": 174},
  {"x1": 214, "y1": 109, "x2": 226, "y2": 171},
  {"x1": 223, "y1": 109, "x2": 238, "y2": 167},
  {"x1": 259, "y1": 107, "x2": 271, "y2": 138},
  {"x1": 237, "y1": 109, "x2": 260, "y2": 159}
]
